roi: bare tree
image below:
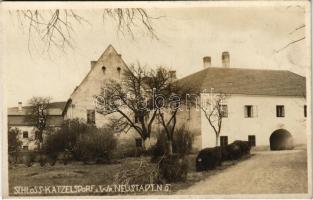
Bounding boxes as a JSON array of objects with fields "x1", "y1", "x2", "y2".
[
  {"x1": 28, "y1": 96, "x2": 52, "y2": 150},
  {"x1": 11, "y1": 9, "x2": 160, "y2": 54},
  {"x1": 95, "y1": 64, "x2": 158, "y2": 147},
  {"x1": 146, "y1": 67, "x2": 195, "y2": 155},
  {"x1": 199, "y1": 93, "x2": 229, "y2": 146}
]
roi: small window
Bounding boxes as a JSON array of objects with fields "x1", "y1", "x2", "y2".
[
  {"x1": 102, "y1": 66, "x2": 106, "y2": 74},
  {"x1": 304, "y1": 105, "x2": 307, "y2": 118},
  {"x1": 276, "y1": 105, "x2": 285, "y2": 117},
  {"x1": 23, "y1": 131, "x2": 28, "y2": 138},
  {"x1": 220, "y1": 105, "x2": 228, "y2": 118},
  {"x1": 244, "y1": 105, "x2": 253, "y2": 118},
  {"x1": 135, "y1": 138, "x2": 143, "y2": 147},
  {"x1": 248, "y1": 135, "x2": 256, "y2": 146},
  {"x1": 22, "y1": 146, "x2": 28, "y2": 150},
  {"x1": 87, "y1": 110, "x2": 95, "y2": 124},
  {"x1": 220, "y1": 136, "x2": 228, "y2": 147}
]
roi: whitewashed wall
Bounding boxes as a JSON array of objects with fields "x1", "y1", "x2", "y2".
[{"x1": 200, "y1": 93, "x2": 307, "y2": 148}]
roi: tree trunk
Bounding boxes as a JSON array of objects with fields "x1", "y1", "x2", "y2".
[
  {"x1": 37, "y1": 130, "x2": 43, "y2": 152},
  {"x1": 142, "y1": 138, "x2": 148, "y2": 151},
  {"x1": 167, "y1": 140, "x2": 173, "y2": 155},
  {"x1": 215, "y1": 136, "x2": 219, "y2": 147}
]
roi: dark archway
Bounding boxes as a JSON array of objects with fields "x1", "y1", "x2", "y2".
[{"x1": 270, "y1": 129, "x2": 294, "y2": 150}]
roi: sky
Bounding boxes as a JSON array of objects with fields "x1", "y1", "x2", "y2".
[{"x1": 2, "y1": 3, "x2": 310, "y2": 107}]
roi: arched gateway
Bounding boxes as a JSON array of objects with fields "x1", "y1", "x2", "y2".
[{"x1": 270, "y1": 129, "x2": 294, "y2": 150}]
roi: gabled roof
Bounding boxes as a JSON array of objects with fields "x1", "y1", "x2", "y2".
[
  {"x1": 8, "y1": 101, "x2": 67, "y2": 116},
  {"x1": 68, "y1": 44, "x2": 128, "y2": 99},
  {"x1": 177, "y1": 67, "x2": 306, "y2": 97},
  {"x1": 63, "y1": 45, "x2": 129, "y2": 115}
]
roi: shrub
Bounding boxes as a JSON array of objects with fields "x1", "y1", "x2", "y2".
[
  {"x1": 43, "y1": 119, "x2": 93, "y2": 161},
  {"x1": 150, "y1": 131, "x2": 167, "y2": 160},
  {"x1": 196, "y1": 147, "x2": 222, "y2": 171},
  {"x1": 8, "y1": 127, "x2": 22, "y2": 164},
  {"x1": 173, "y1": 126, "x2": 194, "y2": 155},
  {"x1": 159, "y1": 154, "x2": 188, "y2": 182},
  {"x1": 151, "y1": 126, "x2": 194, "y2": 160},
  {"x1": 73, "y1": 127, "x2": 117, "y2": 164}
]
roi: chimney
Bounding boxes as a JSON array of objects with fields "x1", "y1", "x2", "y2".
[
  {"x1": 222, "y1": 52, "x2": 230, "y2": 68},
  {"x1": 169, "y1": 70, "x2": 177, "y2": 80},
  {"x1": 18, "y1": 102, "x2": 22, "y2": 112},
  {"x1": 203, "y1": 56, "x2": 211, "y2": 68},
  {"x1": 90, "y1": 61, "x2": 97, "y2": 69}
]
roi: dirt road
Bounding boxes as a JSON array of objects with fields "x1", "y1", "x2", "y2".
[{"x1": 177, "y1": 146, "x2": 308, "y2": 195}]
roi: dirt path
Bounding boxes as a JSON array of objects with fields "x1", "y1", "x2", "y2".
[{"x1": 176, "y1": 147, "x2": 308, "y2": 195}]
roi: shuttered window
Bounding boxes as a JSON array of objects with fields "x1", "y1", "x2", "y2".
[
  {"x1": 244, "y1": 105, "x2": 258, "y2": 118},
  {"x1": 276, "y1": 105, "x2": 285, "y2": 117}
]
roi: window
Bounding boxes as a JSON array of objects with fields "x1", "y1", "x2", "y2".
[
  {"x1": 220, "y1": 105, "x2": 228, "y2": 118},
  {"x1": 276, "y1": 105, "x2": 285, "y2": 117},
  {"x1": 135, "y1": 138, "x2": 143, "y2": 147},
  {"x1": 23, "y1": 131, "x2": 28, "y2": 138},
  {"x1": 220, "y1": 136, "x2": 228, "y2": 147},
  {"x1": 22, "y1": 146, "x2": 28, "y2": 150},
  {"x1": 117, "y1": 67, "x2": 121, "y2": 78},
  {"x1": 248, "y1": 135, "x2": 256, "y2": 146},
  {"x1": 102, "y1": 66, "x2": 106, "y2": 74},
  {"x1": 304, "y1": 105, "x2": 307, "y2": 118},
  {"x1": 87, "y1": 110, "x2": 95, "y2": 124},
  {"x1": 244, "y1": 105, "x2": 253, "y2": 118},
  {"x1": 244, "y1": 105, "x2": 257, "y2": 118}
]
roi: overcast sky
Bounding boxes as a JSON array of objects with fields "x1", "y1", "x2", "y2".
[{"x1": 2, "y1": 3, "x2": 309, "y2": 107}]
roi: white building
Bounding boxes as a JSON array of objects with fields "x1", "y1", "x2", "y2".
[
  {"x1": 62, "y1": 45, "x2": 307, "y2": 150},
  {"x1": 177, "y1": 52, "x2": 307, "y2": 149},
  {"x1": 8, "y1": 102, "x2": 66, "y2": 150}
]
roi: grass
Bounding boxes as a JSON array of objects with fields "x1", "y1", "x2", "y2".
[{"x1": 8, "y1": 154, "x2": 252, "y2": 196}]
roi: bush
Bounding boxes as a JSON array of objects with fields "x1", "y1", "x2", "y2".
[
  {"x1": 43, "y1": 119, "x2": 93, "y2": 160},
  {"x1": 151, "y1": 126, "x2": 194, "y2": 160},
  {"x1": 222, "y1": 140, "x2": 251, "y2": 161},
  {"x1": 8, "y1": 127, "x2": 22, "y2": 164},
  {"x1": 196, "y1": 147, "x2": 222, "y2": 171},
  {"x1": 159, "y1": 154, "x2": 189, "y2": 182},
  {"x1": 73, "y1": 127, "x2": 117, "y2": 164},
  {"x1": 173, "y1": 126, "x2": 194, "y2": 155}
]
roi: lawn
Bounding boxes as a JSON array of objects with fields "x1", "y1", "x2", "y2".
[{"x1": 8, "y1": 154, "x2": 252, "y2": 196}]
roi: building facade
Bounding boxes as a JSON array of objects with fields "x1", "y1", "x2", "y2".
[
  {"x1": 63, "y1": 46, "x2": 307, "y2": 150},
  {"x1": 177, "y1": 53, "x2": 307, "y2": 149},
  {"x1": 8, "y1": 102, "x2": 66, "y2": 150},
  {"x1": 63, "y1": 45, "x2": 142, "y2": 148}
]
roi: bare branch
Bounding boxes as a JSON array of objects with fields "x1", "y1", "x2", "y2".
[{"x1": 275, "y1": 37, "x2": 305, "y2": 53}]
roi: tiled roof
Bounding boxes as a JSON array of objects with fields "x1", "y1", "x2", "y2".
[
  {"x1": 8, "y1": 115, "x2": 64, "y2": 126},
  {"x1": 177, "y1": 67, "x2": 306, "y2": 96},
  {"x1": 8, "y1": 101, "x2": 67, "y2": 116}
]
